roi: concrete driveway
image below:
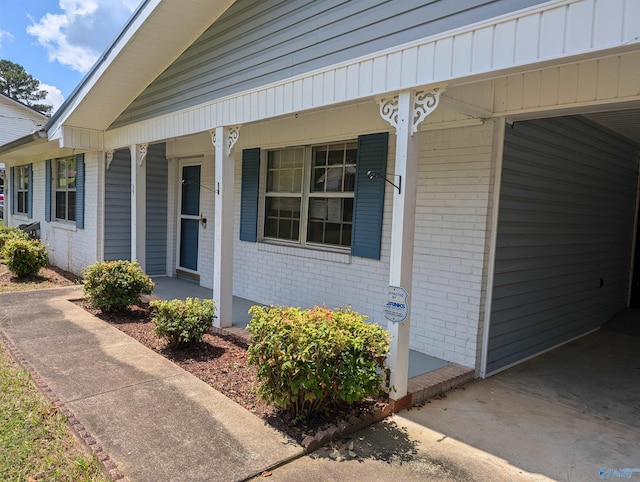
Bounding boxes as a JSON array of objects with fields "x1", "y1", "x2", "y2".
[{"x1": 266, "y1": 327, "x2": 640, "y2": 481}]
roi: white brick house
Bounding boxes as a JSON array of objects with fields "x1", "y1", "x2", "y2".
[{"x1": 1, "y1": 0, "x2": 639, "y2": 403}]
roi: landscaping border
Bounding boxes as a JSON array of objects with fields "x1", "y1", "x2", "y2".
[{"x1": 0, "y1": 329, "x2": 128, "y2": 482}]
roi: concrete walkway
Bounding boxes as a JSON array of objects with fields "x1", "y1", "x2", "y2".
[{"x1": 0, "y1": 287, "x2": 302, "y2": 482}]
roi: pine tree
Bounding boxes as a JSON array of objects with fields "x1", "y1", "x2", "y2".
[{"x1": 0, "y1": 59, "x2": 52, "y2": 116}]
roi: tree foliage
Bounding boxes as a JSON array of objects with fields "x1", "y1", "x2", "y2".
[{"x1": 0, "y1": 59, "x2": 52, "y2": 116}]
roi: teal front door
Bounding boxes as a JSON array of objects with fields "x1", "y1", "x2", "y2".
[{"x1": 178, "y1": 164, "x2": 201, "y2": 274}]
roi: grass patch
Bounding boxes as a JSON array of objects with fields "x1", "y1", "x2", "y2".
[{"x1": 0, "y1": 342, "x2": 108, "y2": 481}]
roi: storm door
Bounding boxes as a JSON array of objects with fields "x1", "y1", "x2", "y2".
[{"x1": 177, "y1": 162, "x2": 201, "y2": 278}]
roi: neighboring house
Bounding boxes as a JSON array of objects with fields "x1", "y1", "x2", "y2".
[
  {"x1": 0, "y1": 93, "x2": 48, "y2": 218},
  {"x1": 0, "y1": 0, "x2": 639, "y2": 404}
]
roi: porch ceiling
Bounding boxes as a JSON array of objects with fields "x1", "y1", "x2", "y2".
[{"x1": 584, "y1": 109, "x2": 640, "y2": 144}]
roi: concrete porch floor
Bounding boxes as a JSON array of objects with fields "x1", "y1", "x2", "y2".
[{"x1": 150, "y1": 276, "x2": 468, "y2": 390}]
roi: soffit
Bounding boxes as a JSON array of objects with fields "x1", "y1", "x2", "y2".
[
  {"x1": 584, "y1": 109, "x2": 640, "y2": 145},
  {"x1": 59, "y1": 0, "x2": 236, "y2": 132}
]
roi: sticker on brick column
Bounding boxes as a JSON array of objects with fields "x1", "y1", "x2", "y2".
[{"x1": 384, "y1": 286, "x2": 408, "y2": 323}]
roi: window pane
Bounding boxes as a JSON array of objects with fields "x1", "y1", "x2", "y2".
[
  {"x1": 280, "y1": 148, "x2": 301, "y2": 168},
  {"x1": 68, "y1": 191, "x2": 76, "y2": 221},
  {"x1": 17, "y1": 192, "x2": 25, "y2": 213},
  {"x1": 307, "y1": 221, "x2": 323, "y2": 243},
  {"x1": 311, "y1": 143, "x2": 356, "y2": 193},
  {"x1": 278, "y1": 219, "x2": 292, "y2": 239},
  {"x1": 181, "y1": 165, "x2": 201, "y2": 216},
  {"x1": 19, "y1": 167, "x2": 28, "y2": 190},
  {"x1": 344, "y1": 166, "x2": 356, "y2": 192},
  {"x1": 265, "y1": 218, "x2": 278, "y2": 238},
  {"x1": 328, "y1": 147, "x2": 343, "y2": 165},
  {"x1": 346, "y1": 144, "x2": 358, "y2": 164},
  {"x1": 341, "y1": 224, "x2": 352, "y2": 247},
  {"x1": 56, "y1": 192, "x2": 66, "y2": 219},
  {"x1": 311, "y1": 168, "x2": 326, "y2": 193},
  {"x1": 267, "y1": 149, "x2": 303, "y2": 194},
  {"x1": 57, "y1": 161, "x2": 67, "y2": 189},
  {"x1": 68, "y1": 158, "x2": 76, "y2": 189},
  {"x1": 267, "y1": 151, "x2": 279, "y2": 170},
  {"x1": 306, "y1": 197, "x2": 353, "y2": 247},
  {"x1": 264, "y1": 196, "x2": 301, "y2": 241},
  {"x1": 314, "y1": 146, "x2": 327, "y2": 166},
  {"x1": 308, "y1": 198, "x2": 326, "y2": 220},
  {"x1": 343, "y1": 198, "x2": 354, "y2": 222},
  {"x1": 324, "y1": 223, "x2": 341, "y2": 245}
]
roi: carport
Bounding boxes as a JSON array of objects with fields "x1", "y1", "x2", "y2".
[
  {"x1": 396, "y1": 320, "x2": 640, "y2": 481},
  {"x1": 482, "y1": 108, "x2": 640, "y2": 377}
]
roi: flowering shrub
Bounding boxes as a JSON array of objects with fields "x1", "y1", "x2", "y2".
[{"x1": 247, "y1": 305, "x2": 389, "y2": 419}]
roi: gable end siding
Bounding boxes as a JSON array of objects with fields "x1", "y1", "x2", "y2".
[{"x1": 111, "y1": 0, "x2": 546, "y2": 128}]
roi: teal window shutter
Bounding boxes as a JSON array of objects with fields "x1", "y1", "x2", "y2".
[
  {"x1": 240, "y1": 148, "x2": 260, "y2": 242},
  {"x1": 27, "y1": 163, "x2": 33, "y2": 218},
  {"x1": 45, "y1": 160, "x2": 52, "y2": 222},
  {"x1": 76, "y1": 154, "x2": 85, "y2": 229},
  {"x1": 9, "y1": 166, "x2": 14, "y2": 215},
  {"x1": 351, "y1": 132, "x2": 389, "y2": 260}
]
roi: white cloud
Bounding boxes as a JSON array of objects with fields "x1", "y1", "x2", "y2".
[
  {"x1": 40, "y1": 83, "x2": 65, "y2": 113},
  {"x1": 27, "y1": 0, "x2": 139, "y2": 74},
  {"x1": 0, "y1": 29, "x2": 15, "y2": 49}
]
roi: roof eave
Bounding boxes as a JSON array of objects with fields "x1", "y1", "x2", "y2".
[{"x1": 0, "y1": 130, "x2": 48, "y2": 158}]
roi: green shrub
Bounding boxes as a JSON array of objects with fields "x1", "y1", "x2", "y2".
[
  {"x1": 0, "y1": 226, "x2": 29, "y2": 257},
  {"x1": 150, "y1": 298, "x2": 216, "y2": 347},
  {"x1": 83, "y1": 260, "x2": 154, "y2": 312},
  {"x1": 247, "y1": 305, "x2": 389, "y2": 420},
  {"x1": 3, "y1": 238, "x2": 48, "y2": 278}
]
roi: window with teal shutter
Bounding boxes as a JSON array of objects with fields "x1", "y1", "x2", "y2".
[{"x1": 241, "y1": 134, "x2": 389, "y2": 259}]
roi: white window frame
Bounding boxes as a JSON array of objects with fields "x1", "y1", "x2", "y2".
[
  {"x1": 261, "y1": 140, "x2": 356, "y2": 251},
  {"x1": 55, "y1": 157, "x2": 76, "y2": 222},
  {"x1": 15, "y1": 165, "x2": 29, "y2": 215}
]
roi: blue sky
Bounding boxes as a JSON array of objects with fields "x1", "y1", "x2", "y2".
[{"x1": 0, "y1": 0, "x2": 142, "y2": 112}]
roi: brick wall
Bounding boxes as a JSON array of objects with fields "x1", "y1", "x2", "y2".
[
  {"x1": 230, "y1": 119, "x2": 496, "y2": 368},
  {"x1": 410, "y1": 122, "x2": 496, "y2": 367},
  {"x1": 15, "y1": 153, "x2": 101, "y2": 275}
]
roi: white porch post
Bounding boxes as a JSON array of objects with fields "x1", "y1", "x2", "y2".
[
  {"x1": 130, "y1": 144, "x2": 148, "y2": 269},
  {"x1": 212, "y1": 127, "x2": 239, "y2": 327},
  {"x1": 379, "y1": 89, "x2": 442, "y2": 401}
]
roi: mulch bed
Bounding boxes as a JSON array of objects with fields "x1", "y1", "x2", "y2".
[
  {"x1": 0, "y1": 264, "x2": 82, "y2": 292},
  {"x1": 76, "y1": 300, "x2": 387, "y2": 444}
]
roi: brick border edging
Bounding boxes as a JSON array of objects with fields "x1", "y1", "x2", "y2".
[
  {"x1": 0, "y1": 330, "x2": 129, "y2": 482},
  {"x1": 300, "y1": 401, "x2": 393, "y2": 453}
]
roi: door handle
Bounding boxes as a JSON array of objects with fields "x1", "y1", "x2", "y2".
[{"x1": 200, "y1": 213, "x2": 207, "y2": 227}]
